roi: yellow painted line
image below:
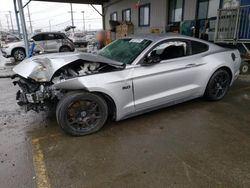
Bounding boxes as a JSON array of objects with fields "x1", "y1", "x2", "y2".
[{"x1": 32, "y1": 138, "x2": 51, "y2": 188}]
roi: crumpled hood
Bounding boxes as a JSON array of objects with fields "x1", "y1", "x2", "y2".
[{"x1": 13, "y1": 52, "x2": 124, "y2": 82}]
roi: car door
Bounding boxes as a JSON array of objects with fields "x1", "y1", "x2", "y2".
[
  {"x1": 44, "y1": 33, "x2": 58, "y2": 52},
  {"x1": 132, "y1": 39, "x2": 207, "y2": 111},
  {"x1": 32, "y1": 34, "x2": 46, "y2": 52}
]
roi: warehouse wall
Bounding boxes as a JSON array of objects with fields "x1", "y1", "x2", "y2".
[
  {"x1": 103, "y1": 0, "x2": 168, "y2": 34},
  {"x1": 103, "y1": 0, "x2": 223, "y2": 34},
  {"x1": 184, "y1": 0, "x2": 197, "y2": 21}
]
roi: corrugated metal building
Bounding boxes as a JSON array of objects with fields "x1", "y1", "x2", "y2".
[{"x1": 103, "y1": 0, "x2": 241, "y2": 39}]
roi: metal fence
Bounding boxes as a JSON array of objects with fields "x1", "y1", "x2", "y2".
[{"x1": 215, "y1": 5, "x2": 250, "y2": 43}]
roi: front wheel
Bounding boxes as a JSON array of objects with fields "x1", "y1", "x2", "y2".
[
  {"x1": 204, "y1": 69, "x2": 231, "y2": 101},
  {"x1": 13, "y1": 48, "x2": 26, "y2": 62},
  {"x1": 56, "y1": 92, "x2": 108, "y2": 136},
  {"x1": 59, "y1": 46, "x2": 71, "y2": 52}
]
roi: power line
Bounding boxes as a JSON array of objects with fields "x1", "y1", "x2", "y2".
[
  {"x1": 5, "y1": 14, "x2": 10, "y2": 30},
  {"x1": 27, "y1": 4, "x2": 65, "y2": 15},
  {"x1": 74, "y1": 18, "x2": 102, "y2": 21},
  {"x1": 8, "y1": 11, "x2": 14, "y2": 32},
  {"x1": 27, "y1": 5, "x2": 33, "y2": 34},
  {"x1": 30, "y1": 12, "x2": 67, "y2": 22},
  {"x1": 36, "y1": 20, "x2": 71, "y2": 29}
]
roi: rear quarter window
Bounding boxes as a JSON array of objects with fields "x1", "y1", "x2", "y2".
[
  {"x1": 32, "y1": 34, "x2": 44, "y2": 41},
  {"x1": 55, "y1": 34, "x2": 65, "y2": 39},
  {"x1": 191, "y1": 40, "x2": 209, "y2": 55},
  {"x1": 44, "y1": 34, "x2": 55, "y2": 40}
]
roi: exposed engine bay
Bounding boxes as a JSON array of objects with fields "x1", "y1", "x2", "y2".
[
  {"x1": 52, "y1": 59, "x2": 121, "y2": 82},
  {"x1": 12, "y1": 59, "x2": 124, "y2": 112}
]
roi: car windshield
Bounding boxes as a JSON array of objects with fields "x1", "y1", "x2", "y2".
[{"x1": 98, "y1": 38, "x2": 152, "y2": 64}]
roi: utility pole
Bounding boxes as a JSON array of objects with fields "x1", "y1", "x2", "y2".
[
  {"x1": 81, "y1": 11, "x2": 85, "y2": 32},
  {"x1": 17, "y1": 0, "x2": 29, "y2": 58},
  {"x1": 49, "y1": 20, "x2": 52, "y2": 31},
  {"x1": 27, "y1": 5, "x2": 33, "y2": 34},
  {"x1": 13, "y1": 0, "x2": 21, "y2": 38},
  {"x1": 5, "y1": 14, "x2": 10, "y2": 31},
  {"x1": 68, "y1": 3, "x2": 75, "y2": 32},
  {"x1": 9, "y1": 11, "x2": 14, "y2": 33}
]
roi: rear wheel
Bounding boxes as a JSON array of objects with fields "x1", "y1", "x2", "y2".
[
  {"x1": 56, "y1": 92, "x2": 108, "y2": 136},
  {"x1": 240, "y1": 61, "x2": 249, "y2": 75},
  {"x1": 13, "y1": 48, "x2": 26, "y2": 62},
  {"x1": 204, "y1": 69, "x2": 231, "y2": 101}
]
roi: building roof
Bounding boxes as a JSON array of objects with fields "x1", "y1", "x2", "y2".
[{"x1": 32, "y1": 0, "x2": 109, "y2": 5}]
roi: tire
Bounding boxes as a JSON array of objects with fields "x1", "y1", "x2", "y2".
[
  {"x1": 204, "y1": 69, "x2": 231, "y2": 101},
  {"x1": 59, "y1": 46, "x2": 71, "y2": 52},
  {"x1": 56, "y1": 92, "x2": 108, "y2": 136},
  {"x1": 12, "y1": 48, "x2": 26, "y2": 62},
  {"x1": 240, "y1": 62, "x2": 249, "y2": 75}
]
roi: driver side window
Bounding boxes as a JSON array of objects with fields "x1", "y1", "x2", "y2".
[{"x1": 149, "y1": 41, "x2": 188, "y2": 61}]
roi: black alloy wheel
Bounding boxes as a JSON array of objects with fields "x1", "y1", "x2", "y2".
[
  {"x1": 13, "y1": 48, "x2": 26, "y2": 62},
  {"x1": 205, "y1": 69, "x2": 231, "y2": 101},
  {"x1": 56, "y1": 92, "x2": 108, "y2": 136}
]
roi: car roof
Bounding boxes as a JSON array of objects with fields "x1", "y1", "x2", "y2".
[
  {"x1": 127, "y1": 32, "x2": 224, "y2": 50},
  {"x1": 33, "y1": 32, "x2": 65, "y2": 35},
  {"x1": 128, "y1": 33, "x2": 207, "y2": 43}
]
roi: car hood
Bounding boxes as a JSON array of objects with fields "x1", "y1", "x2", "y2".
[
  {"x1": 13, "y1": 52, "x2": 124, "y2": 82},
  {"x1": 7, "y1": 40, "x2": 25, "y2": 48}
]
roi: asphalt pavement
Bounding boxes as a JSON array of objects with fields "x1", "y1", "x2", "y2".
[
  {"x1": 0, "y1": 51, "x2": 15, "y2": 78},
  {"x1": 0, "y1": 75, "x2": 250, "y2": 188}
]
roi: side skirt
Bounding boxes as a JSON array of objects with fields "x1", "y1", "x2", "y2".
[{"x1": 118, "y1": 95, "x2": 201, "y2": 121}]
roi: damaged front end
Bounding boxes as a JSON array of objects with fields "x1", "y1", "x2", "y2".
[
  {"x1": 12, "y1": 52, "x2": 125, "y2": 112},
  {"x1": 12, "y1": 75, "x2": 61, "y2": 112}
]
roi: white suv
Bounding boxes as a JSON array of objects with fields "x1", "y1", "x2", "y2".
[{"x1": 1, "y1": 32, "x2": 75, "y2": 62}]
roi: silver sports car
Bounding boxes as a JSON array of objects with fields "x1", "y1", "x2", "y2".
[{"x1": 12, "y1": 33, "x2": 241, "y2": 136}]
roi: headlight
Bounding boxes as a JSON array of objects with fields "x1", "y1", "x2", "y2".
[
  {"x1": 29, "y1": 58, "x2": 51, "y2": 82},
  {"x1": 29, "y1": 64, "x2": 49, "y2": 82}
]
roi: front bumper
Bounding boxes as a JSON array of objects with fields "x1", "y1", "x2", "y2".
[{"x1": 1, "y1": 48, "x2": 11, "y2": 58}]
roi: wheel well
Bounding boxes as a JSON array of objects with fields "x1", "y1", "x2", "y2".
[
  {"x1": 217, "y1": 66, "x2": 233, "y2": 82},
  {"x1": 93, "y1": 92, "x2": 117, "y2": 120},
  {"x1": 11, "y1": 47, "x2": 25, "y2": 56},
  {"x1": 59, "y1": 45, "x2": 71, "y2": 51}
]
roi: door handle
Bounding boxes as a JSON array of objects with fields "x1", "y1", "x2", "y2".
[{"x1": 186, "y1": 63, "x2": 197, "y2": 68}]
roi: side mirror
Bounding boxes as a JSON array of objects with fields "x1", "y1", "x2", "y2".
[
  {"x1": 29, "y1": 39, "x2": 34, "y2": 43},
  {"x1": 142, "y1": 55, "x2": 161, "y2": 66}
]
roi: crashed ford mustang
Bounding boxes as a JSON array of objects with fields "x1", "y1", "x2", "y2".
[{"x1": 12, "y1": 33, "x2": 241, "y2": 136}]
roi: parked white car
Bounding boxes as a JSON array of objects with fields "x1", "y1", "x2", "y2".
[{"x1": 1, "y1": 32, "x2": 75, "y2": 62}]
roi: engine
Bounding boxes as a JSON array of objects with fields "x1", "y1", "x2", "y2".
[
  {"x1": 13, "y1": 77, "x2": 60, "y2": 112},
  {"x1": 51, "y1": 60, "x2": 120, "y2": 83}
]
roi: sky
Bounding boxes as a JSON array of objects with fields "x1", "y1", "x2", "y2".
[{"x1": 0, "y1": 0, "x2": 103, "y2": 33}]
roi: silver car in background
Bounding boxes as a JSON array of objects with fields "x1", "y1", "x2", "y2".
[
  {"x1": 68, "y1": 32, "x2": 88, "y2": 47},
  {"x1": 12, "y1": 33, "x2": 241, "y2": 136},
  {"x1": 1, "y1": 32, "x2": 75, "y2": 62}
]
